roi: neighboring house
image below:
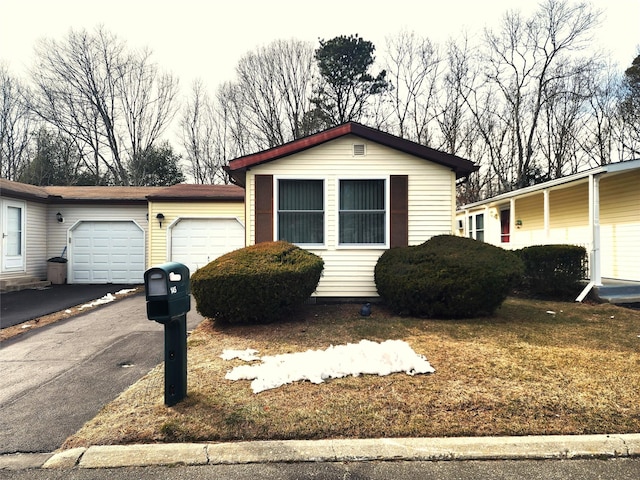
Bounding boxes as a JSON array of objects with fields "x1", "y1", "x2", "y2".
[
  {"x1": 226, "y1": 122, "x2": 478, "y2": 300},
  {"x1": 456, "y1": 159, "x2": 640, "y2": 293},
  {"x1": 0, "y1": 179, "x2": 244, "y2": 291},
  {"x1": 146, "y1": 183, "x2": 245, "y2": 274}
]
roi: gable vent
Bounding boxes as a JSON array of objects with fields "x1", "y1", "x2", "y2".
[{"x1": 353, "y1": 144, "x2": 366, "y2": 156}]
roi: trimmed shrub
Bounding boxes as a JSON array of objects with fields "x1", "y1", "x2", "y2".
[
  {"x1": 515, "y1": 244, "x2": 587, "y2": 299},
  {"x1": 191, "y1": 241, "x2": 324, "y2": 324},
  {"x1": 374, "y1": 235, "x2": 524, "y2": 318}
]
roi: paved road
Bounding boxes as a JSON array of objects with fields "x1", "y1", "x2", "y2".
[
  {"x1": 2, "y1": 459, "x2": 640, "y2": 479},
  {"x1": 0, "y1": 293, "x2": 204, "y2": 454}
]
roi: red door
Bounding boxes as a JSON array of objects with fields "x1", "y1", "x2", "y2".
[{"x1": 500, "y1": 210, "x2": 510, "y2": 243}]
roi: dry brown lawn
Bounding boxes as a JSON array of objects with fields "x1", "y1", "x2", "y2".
[{"x1": 62, "y1": 297, "x2": 640, "y2": 448}]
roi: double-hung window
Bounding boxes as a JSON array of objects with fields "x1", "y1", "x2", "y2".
[
  {"x1": 277, "y1": 179, "x2": 324, "y2": 245},
  {"x1": 468, "y1": 213, "x2": 484, "y2": 242},
  {"x1": 339, "y1": 179, "x2": 386, "y2": 245}
]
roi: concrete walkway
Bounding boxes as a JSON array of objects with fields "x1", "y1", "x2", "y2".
[{"x1": 1, "y1": 434, "x2": 639, "y2": 470}]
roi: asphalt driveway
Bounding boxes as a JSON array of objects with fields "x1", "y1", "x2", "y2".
[
  {"x1": 0, "y1": 293, "x2": 204, "y2": 454},
  {"x1": 1, "y1": 284, "x2": 141, "y2": 328}
]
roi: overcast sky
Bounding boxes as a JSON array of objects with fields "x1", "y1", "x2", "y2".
[{"x1": 2, "y1": 0, "x2": 639, "y2": 94}]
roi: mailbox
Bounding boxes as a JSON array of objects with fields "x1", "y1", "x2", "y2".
[
  {"x1": 144, "y1": 262, "x2": 191, "y2": 406},
  {"x1": 144, "y1": 262, "x2": 191, "y2": 324}
]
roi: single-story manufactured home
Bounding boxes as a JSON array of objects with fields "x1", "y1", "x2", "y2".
[
  {"x1": 456, "y1": 159, "x2": 640, "y2": 300},
  {"x1": 226, "y1": 122, "x2": 477, "y2": 300}
]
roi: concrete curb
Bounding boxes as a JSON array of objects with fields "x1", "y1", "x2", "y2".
[{"x1": 8, "y1": 434, "x2": 630, "y2": 470}]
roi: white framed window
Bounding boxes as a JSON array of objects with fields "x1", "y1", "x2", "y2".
[
  {"x1": 339, "y1": 179, "x2": 386, "y2": 245},
  {"x1": 468, "y1": 213, "x2": 484, "y2": 242},
  {"x1": 276, "y1": 179, "x2": 324, "y2": 245}
]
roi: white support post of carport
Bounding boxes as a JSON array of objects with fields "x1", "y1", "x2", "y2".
[{"x1": 588, "y1": 174, "x2": 602, "y2": 286}]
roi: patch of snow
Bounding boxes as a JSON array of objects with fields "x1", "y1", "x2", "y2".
[
  {"x1": 21, "y1": 324, "x2": 32, "y2": 329},
  {"x1": 65, "y1": 310, "x2": 72, "y2": 314},
  {"x1": 115, "y1": 288, "x2": 137, "y2": 295},
  {"x1": 224, "y1": 339, "x2": 435, "y2": 394},
  {"x1": 546, "y1": 311, "x2": 556, "y2": 315},
  {"x1": 220, "y1": 349, "x2": 261, "y2": 362},
  {"x1": 78, "y1": 293, "x2": 116, "y2": 310}
]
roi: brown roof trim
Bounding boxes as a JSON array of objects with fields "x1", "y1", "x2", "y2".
[
  {"x1": 146, "y1": 183, "x2": 245, "y2": 201},
  {"x1": 227, "y1": 122, "x2": 479, "y2": 182},
  {"x1": 0, "y1": 178, "x2": 50, "y2": 202}
]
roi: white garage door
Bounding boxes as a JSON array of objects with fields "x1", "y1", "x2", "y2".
[
  {"x1": 171, "y1": 218, "x2": 245, "y2": 274},
  {"x1": 71, "y1": 221, "x2": 145, "y2": 284}
]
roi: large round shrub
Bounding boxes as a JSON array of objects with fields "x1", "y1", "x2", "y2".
[
  {"x1": 191, "y1": 241, "x2": 323, "y2": 324},
  {"x1": 374, "y1": 235, "x2": 524, "y2": 318},
  {"x1": 515, "y1": 244, "x2": 587, "y2": 299}
]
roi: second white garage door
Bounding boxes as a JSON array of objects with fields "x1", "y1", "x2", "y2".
[
  {"x1": 170, "y1": 218, "x2": 245, "y2": 274},
  {"x1": 71, "y1": 221, "x2": 145, "y2": 284}
]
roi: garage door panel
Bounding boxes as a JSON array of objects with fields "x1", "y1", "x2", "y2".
[
  {"x1": 171, "y1": 218, "x2": 245, "y2": 274},
  {"x1": 71, "y1": 221, "x2": 144, "y2": 284}
]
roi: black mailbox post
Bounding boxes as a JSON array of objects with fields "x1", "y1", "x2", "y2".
[{"x1": 144, "y1": 262, "x2": 190, "y2": 406}]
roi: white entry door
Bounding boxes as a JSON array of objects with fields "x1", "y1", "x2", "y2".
[
  {"x1": 170, "y1": 218, "x2": 245, "y2": 274},
  {"x1": 1, "y1": 200, "x2": 25, "y2": 272}
]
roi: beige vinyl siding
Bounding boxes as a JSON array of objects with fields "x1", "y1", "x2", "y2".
[
  {"x1": 548, "y1": 183, "x2": 589, "y2": 246},
  {"x1": 246, "y1": 135, "x2": 455, "y2": 298},
  {"x1": 25, "y1": 201, "x2": 48, "y2": 279},
  {"x1": 512, "y1": 193, "x2": 546, "y2": 246},
  {"x1": 308, "y1": 249, "x2": 385, "y2": 297},
  {"x1": 148, "y1": 201, "x2": 245, "y2": 267},
  {"x1": 599, "y1": 170, "x2": 640, "y2": 281}
]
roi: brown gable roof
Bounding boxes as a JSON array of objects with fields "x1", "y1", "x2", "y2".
[
  {"x1": 0, "y1": 178, "x2": 50, "y2": 202},
  {"x1": 226, "y1": 122, "x2": 478, "y2": 185},
  {"x1": 146, "y1": 183, "x2": 244, "y2": 201}
]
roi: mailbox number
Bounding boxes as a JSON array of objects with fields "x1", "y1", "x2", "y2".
[{"x1": 170, "y1": 286, "x2": 178, "y2": 294}]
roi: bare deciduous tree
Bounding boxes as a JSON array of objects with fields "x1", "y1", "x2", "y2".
[
  {"x1": 29, "y1": 26, "x2": 178, "y2": 185},
  {"x1": 0, "y1": 65, "x2": 32, "y2": 180},
  {"x1": 384, "y1": 30, "x2": 441, "y2": 144},
  {"x1": 482, "y1": 0, "x2": 601, "y2": 189},
  {"x1": 180, "y1": 80, "x2": 235, "y2": 184},
  {"x1": 235, "y1": 39, "x2": 315, "y2": 148},
  {"x1": 580, "y1": 63, "x2": 622, "y2": 166}
]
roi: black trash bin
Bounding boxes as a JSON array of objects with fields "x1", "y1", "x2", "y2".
[{"x1": 47, "y1": 257, "x2": 68, "y2": 284}]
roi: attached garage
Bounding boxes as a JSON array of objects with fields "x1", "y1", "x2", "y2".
[
  {"x1": 70, "y1": 220, "x2": 145, "y2": 284},
  {"x1": 146, "y1": 184, "x2": 246, "y2": 272},
  {"x1": 170, "y1": 218, "x2": 245, "y2": 274}
]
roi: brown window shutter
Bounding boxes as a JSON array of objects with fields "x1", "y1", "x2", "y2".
[
  {"x1": 390, "y1": 175, "x2": 408, "y2": 248},
  {"x1": 255, "y1": 175, "x2": 273, "y2": 243}
]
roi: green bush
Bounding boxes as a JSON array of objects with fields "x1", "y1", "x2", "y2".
[
  {"x1": 515, "y1": 245, "x2": 587, "y2": 299},
  {"x1": 191, "y1": 241, "x2": 324, "y2": 324},
  {"x1": 374, "y1": 235, "x2": 524, "y2": 318}
]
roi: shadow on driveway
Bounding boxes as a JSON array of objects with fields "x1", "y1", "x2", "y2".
[{"x1": 1, "y1": 284, "x2": 142, "y2": 329}]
